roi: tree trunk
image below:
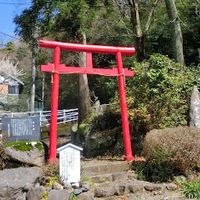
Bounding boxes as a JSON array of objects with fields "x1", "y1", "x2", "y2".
[
  {"x1": 78, "y1": 33, "x2": 91, "y2": 123},
  {"x1": 164, "y1": 0, "x2": 185, "y2": 65},
  {"x1": 128, "y1": 0, "x2": 145, "y2": 61}
]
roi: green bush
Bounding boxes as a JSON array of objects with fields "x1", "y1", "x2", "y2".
[
  {"x1": 182, "y1": 179, "x2": 200, "y2": 199},
  {"x1": 111, "y1": 54, "x2": 200, "y2": 154},
  {"x1": 4, "y1": 141, "x2": 44, "y2": 151},
  {"x1": 142, "y1": 126, "x2": 200, "y2": 182},
  {"x1": 142, "y1": 149, "x2": 177, "y2": 182},
  {"x1": 112, "y1": 54, "x2": 200, "y2": 133},
  {"x1": 78, "y1": 110, "x2": 122, "y2": 157}
]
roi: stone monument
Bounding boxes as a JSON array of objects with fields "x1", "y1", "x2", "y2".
[{"x1": 57, "y1": 143, "x2": 83, "y2": 187}]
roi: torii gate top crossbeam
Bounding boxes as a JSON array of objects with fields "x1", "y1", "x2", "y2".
[{"x1": 39, "y1": 40, "x2": 136, "y2": 55}]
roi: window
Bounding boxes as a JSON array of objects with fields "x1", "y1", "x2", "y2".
[{"x1": 8, "y1": 85, "x2": 19, "y2": 95}]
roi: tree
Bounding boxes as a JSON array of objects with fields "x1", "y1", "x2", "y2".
[
  {"x1": 115, "y1": 0, "x2": 160, "y2": 61},
  {"x1": 14, "y1": 0, "x2": 96, "y2": 118},
  {"x1": 14, "y1": 6, "x2": 39, "y2": 111},
  {"x1": 164, "y1": 0, "x2": 184, "y2": 65},
  {"x1": 78, "y1": 33, "x2": 91, "y2": 122},
  {"x1": 0, "y1": 58, "x2": 24, "y2": 77}
]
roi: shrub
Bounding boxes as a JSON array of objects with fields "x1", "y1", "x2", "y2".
[
  {"x1": 142, "y1": 126, "x2": 200, "y2": 182},
  {"x1": 111, "y1": 54, "x2": 200, "y2": 154},
  {"x1": 78, "y1": 110, "x2": 122, "y2": 157},
  {"x1": 43, "y1": 163, "x2": 59, "y2": 177},
  {"x1": 182, "y1": 179, "x2": 200, "y2": 199},
  {"x1": 142, "y1": 149, "x2": 176, "y2": 182}
]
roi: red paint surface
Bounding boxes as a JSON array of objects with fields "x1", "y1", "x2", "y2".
[
  {"x1": 116, "y1": 52, "x2": 134, "y2": 161},
  {"x1": 49, "y1": 47, "x2": 60, "y2": 162},
  {"x1": 39, "y1": 40, "x2": 136, "y2": 55},
  {"x1": 39, "y1": 40, "x2": 136, "y2": 162}
]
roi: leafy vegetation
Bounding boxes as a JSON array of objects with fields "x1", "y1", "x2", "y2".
[
  {"x1": 43, "y1": 162, "x2": 59, "y2": 177},
  {"x1": 182, "y1": 179, "x2": 200, "y2": 199},
  {"x1": 4, "y1": 141, "x2": 44, "y2": 151},
  {"x1": 112, "y1": 54, "x2": 200, "y2": 153},
  {"x1": 78, "y1": 110, "x2": 123, "y2": 157}
]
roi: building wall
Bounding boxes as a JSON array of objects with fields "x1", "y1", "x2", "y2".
[{"x1": 0, "y1": 84, "x2": 8, "y2": 95}]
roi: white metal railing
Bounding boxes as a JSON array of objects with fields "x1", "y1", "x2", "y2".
[{"x1": 0, "y1": 108, "x2": 78, "y2": 129}]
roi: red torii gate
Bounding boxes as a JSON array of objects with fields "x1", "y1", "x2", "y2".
[{"x1": 39, "y1": 40, "x2": 136, "y2": 161}]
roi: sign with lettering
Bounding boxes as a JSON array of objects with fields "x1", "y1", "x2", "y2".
[
  {"x1": 2, "y1": 116, "x2": 40, "y2": 141},
  {"x1": 57, "y1": 143, "x2": 82, "y2": 186}
]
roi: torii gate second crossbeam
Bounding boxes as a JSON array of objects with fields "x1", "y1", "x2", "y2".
[{"x1": 39, "y1": 39, "x2": 136, "y2": 162}]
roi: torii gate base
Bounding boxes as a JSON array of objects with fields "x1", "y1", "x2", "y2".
[{"x1": 39, "y1": 40, "x2": 136, "y2": 162}]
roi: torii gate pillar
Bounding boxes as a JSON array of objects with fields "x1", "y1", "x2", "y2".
[{"x1": 39, "y1": 40, "x2": 136, "y2": 162}]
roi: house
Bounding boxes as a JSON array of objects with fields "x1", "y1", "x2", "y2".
[
  {"x1": 0, "y1": 73, "x2": 24, "y2": 96},
  {"x1": 0, "y1": 73, "x2": 24, "y2": 109}
]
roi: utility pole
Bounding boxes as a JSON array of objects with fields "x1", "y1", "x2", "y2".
[
  {"x1": 41, "y1": 73, "x2": 45, "y2": 110},
  {"x1": 30, "y1": 45, "x2": 36, "y2": 112}
]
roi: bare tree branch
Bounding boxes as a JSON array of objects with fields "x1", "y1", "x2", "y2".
[{"x1": 144, "y1": 0, "x2": 160, "y2": 34}]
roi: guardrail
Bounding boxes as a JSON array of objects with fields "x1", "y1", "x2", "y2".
[{"x1": 0, "y1": 108, "x2": 78, "y2": 129}]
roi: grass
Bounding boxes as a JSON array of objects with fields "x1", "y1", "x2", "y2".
[
  {"x1": 182, "y1": 179, "x2": 200, "y2": 199},
  {"x1": 4, "y1": 140, "x2": 44, "y2": 151},
  {"x1": 81, "y1": 175, "x2": 94, "y2": 186}
]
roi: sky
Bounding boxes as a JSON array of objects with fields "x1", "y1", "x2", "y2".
[{"x1": 0, "y1": 1, "x2": 31, "y2": 46}]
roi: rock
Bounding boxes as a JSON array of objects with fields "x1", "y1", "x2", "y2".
[
  {"x1": 77, "y1": 192, "x2": 94, "y2": 200},
  {"x1": 4, "y1": 188, "x2": 26, "y2": 200},
  {"x1": 64, "y1": 183, "x2": 73, "y2": 190},
  {"x1": 127, "y1": 171, "x2": 138, "y2": 180},
  {"x1": 112, "y1": 184, "x2": 126, "y2": 195},
  {"x1": 74, "y1": 188, "x2": 83, "y2": 195},
  {"x1": 94, "y1": 182, "x2": 127, "y2": 198},
  {"x1": 36, "y1": 176, "x2": 49, "y2": 186},
  {"x1": 165, "y1": 183, "x2": 178, "y2": 191},
  {"x1": 0, "y1": 167, "x2": 43, "y2": 200},
  {"x1": 26, "y1": 186, "x2": 46, "y2": 200},
  {"x1": 5, "y1": 145, "x2": 45, "y2": 167},
  {"x1": 52, "y1": 182, "x2": 64, "y2": 190},
  {"x1": 190, "y1": 86, "x2": 200, "y2": 128},
  {"x1": 81, "y1": 183, "x2": 90, "y2": 192},
  {"x1": 48, "y1": 189, "x2": 70, "y2": 200},
  {"x1": 174, "y1": 175, "x2": 187, "y2": 182},
  {"x1": 127, "y1": 183, "x2": 144, "y2": 193},
  {"x1": 144, "y1": 184, "x2": 162, "y2": 192},
  {"x1": 94, "y1": 188, "x2": 114, "y2": 198},
  {"x1": 23, "y1": 183, "x2": 33, "y2": 192}
]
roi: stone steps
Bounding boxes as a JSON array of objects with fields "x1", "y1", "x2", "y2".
[
  {"x1": 78, "y1": 177, "x2": 188, "y2": 200},
  {"x1": 81, "y1": 159, "x2": 131, "y2": 176},
  {"x1": 78, "y1": 159, "x2": 189, "y2": 200}
]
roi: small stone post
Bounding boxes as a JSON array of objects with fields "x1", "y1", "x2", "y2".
[{"x1": 57, "y1": 143, "x2": 83, "y2": 187}]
